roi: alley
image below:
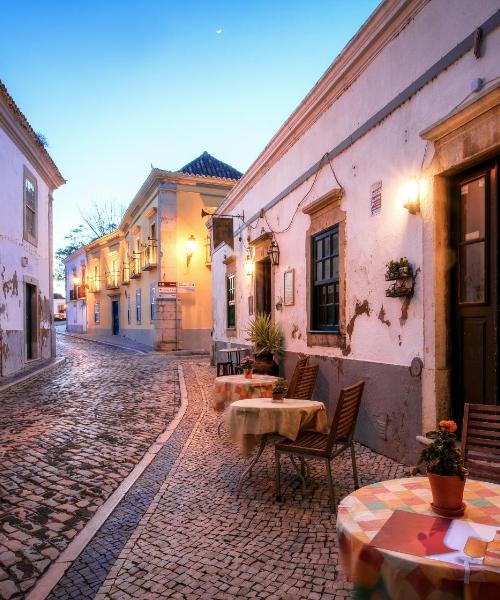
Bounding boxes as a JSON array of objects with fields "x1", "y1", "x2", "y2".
[{"x1": 0, "y1": 336, "x2": 180, "y2": 599}]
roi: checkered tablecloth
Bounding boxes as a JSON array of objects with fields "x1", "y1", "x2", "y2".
[
  {"x1": 212, "y1": 374, "x2": 279, "y2": 412},
  {"x1": 337, "y1": 477, "x2": 500, "y2": 600}
]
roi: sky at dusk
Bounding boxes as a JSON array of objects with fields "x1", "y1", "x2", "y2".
[{"x1": 1, "y1": 0, "x2": 379, "y2": 253}]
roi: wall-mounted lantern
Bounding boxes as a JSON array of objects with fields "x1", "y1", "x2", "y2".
[
  {"x1": 267, "y1": 239, "x2": 280, "y2": 266},
  {"x1": 186, "y1": 234, "x2": 198, "y2": 267},
  {"x1": 244, "y1": 252, "x2": 255, "y2": 276},
  {"x1": 72, "y1": 275, "x2": 81, "y2": 286},
  {"x1": 402, "y1": 177, "x2": 420, "y2": 214}
]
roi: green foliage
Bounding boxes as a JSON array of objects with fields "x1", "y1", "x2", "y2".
[
  {"x1": 273, "y1": 378, "x2": 288, "y2": 394},
  {"x1": 417, "y1": 423, "x2": 467, "y2": 479},
  {"x1": 54, "y1": 226, "x2": 89, "y2": 281},
  {"x1": 245, "y1": 312, "x2": 284, "y2": 357}
]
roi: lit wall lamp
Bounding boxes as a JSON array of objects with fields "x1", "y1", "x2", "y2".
[
  {"x1": 402, "y1": 177, "x2": 420, "y2": 214},
  {"x1": 244, "y1": 252, "x2": 255, "y2": 276},
  {"x1": 267, "y1": 239, "x2": 280, "y2": 266},
  {"x1": 72, "y1": 275, "x2": 81, "y2": 286},
  {"x1": 186, "y1": 234, "x2": 198, "y2": 267}
]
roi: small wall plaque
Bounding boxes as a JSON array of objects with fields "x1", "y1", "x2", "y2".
[
  {"x1": 371, "y1": 181, "x2": 382, "y2": 216},
  {"x1": 284, "y1": 269, "x2": 295, "y2": 306}
]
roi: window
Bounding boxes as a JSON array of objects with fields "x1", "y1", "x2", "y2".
[
  {"x1": 94, "y1": 302, "x2": 100, "y2": 324},
  {"x1": 23, "y1": 170, "x2": 37, "y2": 244},
  {"x1": 136, "y1": 289, "x2": 142, "y2": 323},
  {"x1": 226, "y1": 273, "x2": 236, "y2": 329},
  {"x1": 311, "y1": 226, "x2": 339, "y2": 331},
  {"x1": 150, "y1": 285, "x2": 156, "y2": 321},
  {"x1": 127, "y1": 295, "x2": 131, "y2": 325}
]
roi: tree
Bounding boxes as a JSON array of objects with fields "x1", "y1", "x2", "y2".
[{"x1": 54, "y1": 200, "x2": 126, "y2": 281}]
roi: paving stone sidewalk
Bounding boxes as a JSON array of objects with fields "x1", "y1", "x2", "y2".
[
  {"x1": 0, "y1": 336, "x2": 180, "y2": 599},
  {"x1": 92, "y1": 363, "x2": 409, "y2": 600}
]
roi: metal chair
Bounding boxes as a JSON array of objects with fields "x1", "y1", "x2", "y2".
[
  {"x1": 290, "y1": 364, "x2": 319, "y2": 400},
  {"x1": 286, "y1": 355, "x2": 309, "y2": 398},
  {"x1": 275, "y1": 380, "x2": 365, "y2": 511},
  {"x1": 461, "y1": 403, "x2": 500, "y2": 483},
  {"x1": 216, "y1": 361, "x2": 234, "y2": 376}
]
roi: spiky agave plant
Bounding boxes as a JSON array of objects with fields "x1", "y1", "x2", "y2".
[{"x1": 245, "y1": 312, "x2": 284, "y2": 357}]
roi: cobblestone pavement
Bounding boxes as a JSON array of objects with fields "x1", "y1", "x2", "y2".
[
  {"x1": 92, "y1": 363, "x2": 410, "y2": 600},
  {"x1": 0, "y1": 336, "x2": 180, "y2": 599}
]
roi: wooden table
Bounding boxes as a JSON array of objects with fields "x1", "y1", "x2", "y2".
[
  {"x1": 212, "y1": 374, "x2": 279, "y2": 412},
  {"x1": 226, "y1": 397, "x2": 328, "y2": 490},
  {"x1": 337, "y1": 477, "x2": 500, "y2": 600}
]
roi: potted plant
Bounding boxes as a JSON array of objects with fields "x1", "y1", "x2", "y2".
[
  {"x1": 272, "y1": 378, "x2": 288, "y2": 403},
  {"x1": 417, "y1": 420, "x2": 468, "y2": 517},
  {"x1": 245, "y1": 312, "x2": 284, "y2": 375},
  {"x1": 385, "y1": 260, "x2": 400, "y2": 280},
  {"x1": 240, "y1": 356, "x2": 255, "y2": 379},
  {"x1": 398, "y1": 257, "x2": 411, "y2": 278}
]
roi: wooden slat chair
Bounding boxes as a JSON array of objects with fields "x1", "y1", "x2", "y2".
[
  {"x1": 275, "y1": 380, "x2": 365, "y2": 511},
  {"x1": 286, "y1": 355, "x2": 309, "y2": 399},
  {"x1": 289, "y1": 364, "x2": 319, "y2": 401},
  {"x1": 461, "y1": 403, "x2": 500, "y2": 483}
]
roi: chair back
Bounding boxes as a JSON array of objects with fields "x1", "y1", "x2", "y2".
[
  {"x1": 326, "y1": 380, "x2": 365, "y2": 454},
  {"x1": 291, "y1": 364, "x2": 319, "y2": 400},
  {"x1": 461, "y1": 403, "x2": 500, "y2": 483},
  {"x1": 286, "y1": 355, "x2": 309, "y2": 398}
]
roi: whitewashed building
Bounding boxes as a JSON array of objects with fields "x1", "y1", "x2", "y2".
[
  {"x1": 210, "y1": 0, "x2": 500, "y2": 463},
  {"x1": 0, "y1": 80, "x2": 65, "y2": 379},
  {"x1": 64, "y1": 248, "x2": 88, "y2": 333}
]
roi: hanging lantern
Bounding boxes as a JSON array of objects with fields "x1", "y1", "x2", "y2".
[
  {"x1": 268, "y1": 239, "x2": 280, "y2": 266},
  {"x1": 244, "y1": 252, "x2": 255, "y2": 276}
]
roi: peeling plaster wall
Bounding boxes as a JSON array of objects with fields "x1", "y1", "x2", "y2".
[
  {"x1": 0, "y1": 127, "x2": 54, "y2": 377},
  {"x1": 211, "y1": 0, "x2": 500, "y2": 462}
]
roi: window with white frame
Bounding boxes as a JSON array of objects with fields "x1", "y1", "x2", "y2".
[
  {"x1": 150, "y1": 285, "x2": 156, "y2": 321},
  {"x1": 23, "y1": 169, "x2": 37, "y2": 244},
  {"x1": 94, "y1": 302, "x2": 100, "y2": 324},
  {"x1": 136, "y1": 289, "x2": 141, "y2": 323}
]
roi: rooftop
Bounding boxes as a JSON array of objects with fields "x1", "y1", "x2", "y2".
[{"x1": 177, "y1": 151, "x2": 242, "y2": 181}]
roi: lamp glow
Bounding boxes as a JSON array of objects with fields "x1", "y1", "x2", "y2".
[
  {"x1": 244, "y1": 253, "x2": 255, "y2": 276},
  {"x1": 72, "y1": 275, "x2": 81, "y2": 285},
  {"x1": 402, "y1": 177, "x2": 420, "y2": 214}
]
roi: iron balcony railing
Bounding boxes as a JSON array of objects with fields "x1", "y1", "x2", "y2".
[
  {"x1": 142, "y1": 238, "x2": 158, "y2": 271},
  {"x1": 88, "y1": 276, "x2": 101, "y2": 292},
  {"x1": 106, "y1": 271, "x2": 120, "y2": 289},
  {"x1": 77, "y1": 284, "x2": 87, "y2": 299},
  {"x1": 130, "y1": 254, "x2": 142, "y2": 278}
]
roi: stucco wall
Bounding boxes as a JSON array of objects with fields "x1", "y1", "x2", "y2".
[
  {"x1": 211, "y1": 0, "x2": 500, "y2": 462},
  {"x1": 0, "y1": 127, "x2": 54, "y2": 376}
]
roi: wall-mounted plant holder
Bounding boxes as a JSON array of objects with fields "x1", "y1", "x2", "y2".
[{"x1": 385, "y1": 257, "x2": 415, "y2": 297}]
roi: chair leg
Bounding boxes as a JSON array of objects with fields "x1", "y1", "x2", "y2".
[
  {"x1": 275, "y1": 449, "x2": 282, "y2": 502},
  {"x1": 325, "y1": 458, "x2": 336, "y2": 512},
  {"x1": 350, "y1": 441, "x2": 359, "y2": 489}
]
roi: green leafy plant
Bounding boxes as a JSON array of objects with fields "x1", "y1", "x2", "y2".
[
  {"x1": 273, "y1": 378, "x2": 289, "y2": 395},
  {"x1": 417, "y1": 420, "x2": 467, "y2": 479},
  {"x1": 245, "y1": 313, "x2": 284, "y2": 357}
]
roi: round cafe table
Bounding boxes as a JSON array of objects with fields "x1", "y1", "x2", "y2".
[
  {"x1": 226, "y1": 397, "x2": 328, "y2": 490},
  {"x1": 337, "y1": 477, "x2": 500, "y2": 600},
  {"x1": 212, "y1": 373, "x2": 279, "y2": 412}
]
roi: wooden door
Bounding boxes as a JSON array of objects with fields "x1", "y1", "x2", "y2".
[
  {"x1": 112, "y1": 301, "x2": 120, "y2": 335},
  {"x1": 255, "y1": 258, "x2": 272, "y2": 315},
  {"x1": 452, "y1": 159, "x2": 499, "y2": 424}
]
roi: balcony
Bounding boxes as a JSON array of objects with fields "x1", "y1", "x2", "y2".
[
  {"x1": 77, "y1": 285, "x2": 87, "y2": 299},
  {"x1": 88, "y1": 276, "x2": 101, "y2": 292},
  {"x1": 142, "y1": 239, "x2": 158, "y2": 271},
  {"x1": 130, "y1": 254, "x2": 142, "y2": 279},
  {"x1": 106, "y1": 271, "x2": 120, "y2": 289},
  {"x1": 122, "y1": 262, "x2": 130, "y2": 285}
]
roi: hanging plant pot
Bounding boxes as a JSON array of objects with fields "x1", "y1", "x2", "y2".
[{"x1": 427, "y1": 472, "x2": 467, "y2": 517}]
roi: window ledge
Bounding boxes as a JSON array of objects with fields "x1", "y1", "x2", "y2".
[
  {"x1": 307, "y1": 329, "x2": 344, "y2": 348},
  {"x1": 307, "y1": 329, "x2": 341, "y2": 335}
]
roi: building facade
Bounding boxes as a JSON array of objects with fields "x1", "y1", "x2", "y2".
[
  {"x1": 69, "y1": 152, "x2": 240, "y2": 350},
  {"x1": 0, "y1": 81, "x2": 65, "y2": 379},
  {"x1": 210, "y1": 0, "x2": 500, "y2": 464},
  {"x1": 64, "y1": 247, "x2": 88, "y2": 333}
]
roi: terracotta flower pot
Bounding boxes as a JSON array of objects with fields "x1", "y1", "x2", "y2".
[
  {"x1": 272, "y1": 393, "x2": 285, "y2": 403},
  {"x1": 427, "y1": 471, "x2": 467, "y2": 517},
  {"x1": 243, "y1": 369, "x2": 253, "y2": 379},
  {"x1": 253, "y1": 353, "x2": 279, "y2": 376}
]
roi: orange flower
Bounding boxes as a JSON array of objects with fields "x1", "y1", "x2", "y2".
[{"x1": 439, "y1": 420, "x2": 457, "y2": 433}]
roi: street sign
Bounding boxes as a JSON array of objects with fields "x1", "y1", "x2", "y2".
[
  {"x1": 177, "y1": 282, "x2": 195, "y2": 293},
  {"x1": 157, "y1": 281, "x2": 177, "y2": 299}
]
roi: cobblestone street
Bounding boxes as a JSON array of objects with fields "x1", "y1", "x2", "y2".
[
  {"x1": 1, "y1": 337, "x2": 410, "y2": 600},
  {"x1": 0, "y1": 336, "x2": 180, "y2": 599}
]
